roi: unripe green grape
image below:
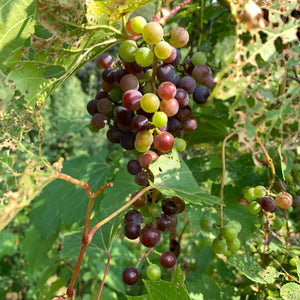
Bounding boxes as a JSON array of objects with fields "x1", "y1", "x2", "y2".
[
  {"x1": 248, "y1": 201, "x2": 261, "y2": 214},
  {"x1": 227, "y1": 220, "x2": 242, "y2": 233},
  {"x1": 154, "y1": 41, "x2": 172, "y2": 60},
  {"x1": 253, "y1": 186, "x2": 267, "y2": 198},
  {"x1": 131, "y1": 16, "x2": 147, "y2": 34},
  {"x1": 222, "y1": 224, "x2": 238, "y2": 241},
  {"x1": 200, "y1": 215, "x2": 215, "y2": 232},
  {"x1": 272, "y1": 218, "x2": 283, "y2": 230},
  {"x1": 191, "y1": 52, "x2": 207, "y2": 66},
  {"x1": 289, "y1": 257, "x2": 297, "y2": 267},
  {"x1": 227, "y1": 237, "x2": 241, "y2": 252},
  {"x1": 119, "y1": 40, "x2": 138, "y2": 62},
  {"x1": 143, "y1": 82, "x2": 153, "y2": 94},
  {"x1": 212, "y1": 238, "x2": 228, "y2": 254},
  {"x1": 134, "y1": 141, "x2": 150, "y2": 153},
  {"x1": 244, "y1": 187, "x2": 256, "y2": 201},
  {"x1": 146, "y1": 264, "x2": 161, "y2": 281},
  {"x1": 148, "y1": 203, "x2": 161, "y2": 217},
  {"x1": 141, "y1": 93, "x2": 160, "y2": 113},
  {"x1": 174, "y1": 138, "x2": 187, "y2": 151},
  {"x1": 135, "y1": 47, "x2": 154, "y2": 67},
  {"x1": 153, "y1": 111, "x2": 168, "y2": 128},
  {"x1": 144, "y1": 69, "x2": 153, "y2": 80},
  {"x1": 142, "y1": 22, "x2": 164, "y2": 45}
]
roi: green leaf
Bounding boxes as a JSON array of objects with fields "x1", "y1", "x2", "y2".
[
  {"x1": 149, "y1": 150, "x2": 224, "y2": 206},
  {"x1": 227, "y1": 254, "x2": 280, "y2": 284},
  {"x1": 280, "y1": 283, "x2": 300, "y2": 300},
  {"x1": 127, "y1": 266, "x2": 191, "y2": 300},
  {"x1": 0, "y1": 0, "x2": 36, "y2": 71},
  {"x1": 0, "y1": 230, "x2": 18, "y2": 257}
]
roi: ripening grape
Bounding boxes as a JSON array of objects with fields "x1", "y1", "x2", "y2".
[
  {"x1": 91, "y1": 113, "x2": 107, "y2": 129},
  {"x1": 275, "y1": 192, "x2": 293, "y2": 209},
  {"x1": 177, "y1": 76, "x2": 197, "y2": 94},
  {"x1": 142, "y1": 22, "x2": 164, "y2": 45},
  {"x1": 130, "y1": 190, "x2": 148, "y2": 207},
  {"x1": 169, "y1": 27, "x2": 189, "y2": 48},
  {"x1": 260, "y1": 196, "x2": 276, "y2": 212},
  {"x1": 181, "y1": 116, "x2": 197, "y2": 132},
  {"x1": 119, "y1": 40, "x2": 138, "y2": 62},
  {"x1": 126, "y1": 18, "x2": 139, "y2": 36},
  {"x1": 160, "y1": 98, "x2": 179, "y2": 117},
  {"x1": 159, "y1": 251, "x2": 176, "y2": 268},
  {"x1": 192, "y1": 64, "x2": 210, "y2": 83},
  {"x1": 154, "y1": 41, "x2": 172, "y2": 59},
  {"x1": 99, "y1": 54, "x2": 114, "y2": 69},
  {"x1": 122, "y1": 90, "x2": 142, "y2": 111},
  {"x1": 135, "y1": 47, "x2": 154, "y2": 67},
  {"x1": 154, "y1": 132, "x2": 174, "y2": 152},
  {"x1": 157, "y1": 81, "x2": 177, "y2": 100},
  {"x1": 87, "y1": 99, "x2": 99, "y2": 116},
  {"x1": 120, "y1": 74, "x2": 139, "y2": 92},
  {"x1": 135, "y1": 130, "x2": 154, "y2": 149},
  {"x1": 135, "y1": 170, "x2": 150, "y2": 186},
  {"x1": 131, "y1": 16, "x2": 147, "y2": 34}
]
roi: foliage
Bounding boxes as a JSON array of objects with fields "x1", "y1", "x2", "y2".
[{"x1": 0, "y1": 0, "x2": 300, "y2": 299}]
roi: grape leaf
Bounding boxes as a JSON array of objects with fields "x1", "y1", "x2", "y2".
[
  {"x1": 127, "y1": 266, "x2": 191, "y2": 300},
  {"x1": 227, "y1": 254, "x2": 280, "y2": 284},
  {"x1": 149, "y1": 150, "x2": 224, "y2": 206},
  {"x1": 280, "y1": 283, "x2": 300, "y2": 300}
]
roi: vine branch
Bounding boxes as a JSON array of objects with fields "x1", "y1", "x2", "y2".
[{"x1": 96, "y1": 252, "x2": 111, "y2": 300}]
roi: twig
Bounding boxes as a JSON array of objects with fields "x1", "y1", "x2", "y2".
[
  {"x1": 178, "y1": 220, "x2": 190, "y2": 244},
  {"x1": 283, "y1": 209, "x2": 291, "y2": 249},
  {"x1": 96, "y1": 252, "x2": 111, "y2": 300},
  {"x1": 254, "y1": 135, "x2": 276, "y2": 190},
  {"x1": 272, "y1": 256, "x2": 300, "y2": 284},
  {"x1": 160, "y1": 0, "x2": 193, "y2": 24}
]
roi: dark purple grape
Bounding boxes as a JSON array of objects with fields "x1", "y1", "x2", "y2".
[
  {"x1": 116, "y1": 106, "x2": 135, "y2": 132},
  {"x1": 192, "y1": 65, "x2": 210, "y2": 83},
  {"x1": 87, "y1": 99, "x2": 99, "y2": 115},
  {"x1": 97, "y1": 98, "x2": 114, "y2": 114},
  {"x1": 124, "y1": 223, "x2": 141, "y2": 239},
  {"x1": 135, "y1": 171, "x2": 150, "y2": 186},
  {"x1": 157, "y1": 64, "x2": 177, "y2": 83},
  {"x1": 122, "y1": 267, "x2": 139, "y2": 285},
  {"x1": 260, "y1": 196, "x2": 276, "y2": 212},
  {"x1": 170, "y1": 48, "x2": 182, "y2": 67},
  {"x1": 181, "y1": 116, "x2": 198, "y2": 132},
  {"x1": 140, "y1": 225, "x2": 161, "y2": 248},
  {"x1": 176, "y1": 106, "x2": 192, "y2": 121},
  {"x1": 202, "y1": 74, "x2": 216, "y2": 89},
  {"x1": 175, "y1": 88, "x2": 189, "y2": 108},
  {"x1": 127, "y1": 160, "x2": 142, "y2": 175},
  {"x1": 124, "y1": 209, "x2": 142, "y2": 225},
  {"x1": 162, "y1": 200, "x2": 177, "y2": 215},
  {"x1": 193, "y1": 85, "x2": 210, "y2": 104},
  {"x1": 170, "y1": 73, "x2": 180, "y2": 86},
  {"x1": 156, "y1": 214, "x2": 172, "y2": 232},
  {"x1": 122, "y1": 89, "x2": 142, "y2": 111},
  {"x1": 159, "y1": 251, "x2": 176, "y2": 268},
  {"x1": 177, "y1": 76, "x2": 197, "y2": 94},
  {"x1": 132, "y1": 114, "x2": 149, "y2": 132},
  {"x1": 167, "y1": 117, "x2": 181, "y2": 133},
  {"x1": 102, "y1": 69, "x2": 115, "y2": 83},
  {"x1": 95, "y1": 90, "x2": 110, "y2": 100},
  {"x1": 120, "y1": 131, "x2": 135, "y2": 150},
  {"x1": 99, "y1": 54, "x2": 114, "y2": 69},
  {"x1": 91, "y1": 113, "x2": 107, "y2": 129},
  {"x1": 166, "y1": 196, "x2": 185, "y2": 213},
  {"x1": 124, "y1": 61, "x2": 144, "y2": 74},
  {"x1": 114, "y1": 68, "x2": 129, "y2": 83},
  {"x1": 106, "y1": 127, "x2": 122, "y2": 143}
]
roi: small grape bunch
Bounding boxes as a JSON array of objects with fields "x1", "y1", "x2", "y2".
[{"x1": 121, "y1": 193, "x2": 185, "y2": 285}]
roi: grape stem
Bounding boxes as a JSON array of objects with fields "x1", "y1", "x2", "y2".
[
  {"x1": 96, "y1": 252, "x2": 111, "y2": 300},
  {"x1": 255, "y1": 135, "x2": 276, "y2": 191},
  {"x1": 137, "y1": 248, "x2": 154, "y2": 267},
  {"x1": 283, "y1": 209, "x2": 291, "y2": 249},
  {"x1": 220, "y1": 131, "x2": 238, "y2": 228},
  {"x1": 159, "y1": 0, "x2": 193, "y2": 24},
  {"x1": 262, "y1": 212, "x2": 270, "y2": 268}
]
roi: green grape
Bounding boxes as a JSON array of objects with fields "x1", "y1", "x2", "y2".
[
  {"x1": 200, "y1": 215, "x2": 215, "y2": 232},
  {"x1": 146, "y1": 264, "x2": 161, "y2": 281},
  {"x1": 148, "y1": 203, "x2": 161, "y2": 217},
  {"x1": 141, "y1": 93, "x2": 160, "y2": 113},
  {"x1": 191, "y1": 52, "x2": 207, "y2": 66},
  {"x1": 153, "y1": 111, "x2": 168, "y2": 128},
  {"x1": 143, "y1": 82, "x2": 153, "y2": 94},
  {"x1": 174, "y1": 138, "x2": 187, "y2": 152},
  {"x1": 248, "y1": 201, "x2": 261, "y2": 214},
  {"x1": 289, "y1": 257, "x2": 297, "y2": 267},
  {"x1": 109, "y1": 88, "x2": 123, "y2": 103},
  {"x1": 253, "y1": 186, "x2": 267, "y2": 198},
  {"x1": 134, "y1": 141, "x2": 150, "y2": 153},
  {"x1": 244, "y1": 187, "x2": 256, "y2": 201},
  {"x1": 119, "y1": 40, "x2": 138, "y2": 62},
  {"x1": 154, "y1": 41, "x2": 172, "y2": 60},
  {"x1": 131, "y1": 16, "x2": 147, "y2": 34},
  {"x1": 135, "y1": 130, "x2": 153, "y2": 149},
  {"x1": 142, "y1": 22, "x2": 164, "y2": 45},
  {"x1": 222, "y1": 224, "x2": 238, "y2": 241},
  {"x1": 135, "y1": 47, "x2": 154, "y2": 67},
  {"x1": 212, "y1": 238, "x2": 228, "y2": 254},
  {"x1": 272, "y1": 218, "x2": 283, "y2": 230},
  {"x1": 227, "y1": 220, "x2": 242, "y2": 233},
  {"x1": 227, "y1": 237, "x2": 241, "y2": 252},
  {"x1": 144, "y1": 69, "x2": 153, "y2": 80},
  {"x1": 169, "y1": 27, "x2": 189, "y2": 48}
]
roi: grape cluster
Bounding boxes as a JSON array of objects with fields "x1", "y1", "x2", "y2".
[
  {"x1": 200, "y1": 214, "x2": 242, "y2": 254},
  {"x1": 122, "y1": 195, "x2": 185, "y2": 284},
  {"x1": 86, "y1": 15, "x2": 215, "y2": 286},
  {"x1": 86, "y1": 16, "x2": 215, "y2": 187}
]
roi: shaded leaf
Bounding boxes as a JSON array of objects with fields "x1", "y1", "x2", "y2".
[{"x1": 280, "y1": 283, "x2": 300, "y2": 300}]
